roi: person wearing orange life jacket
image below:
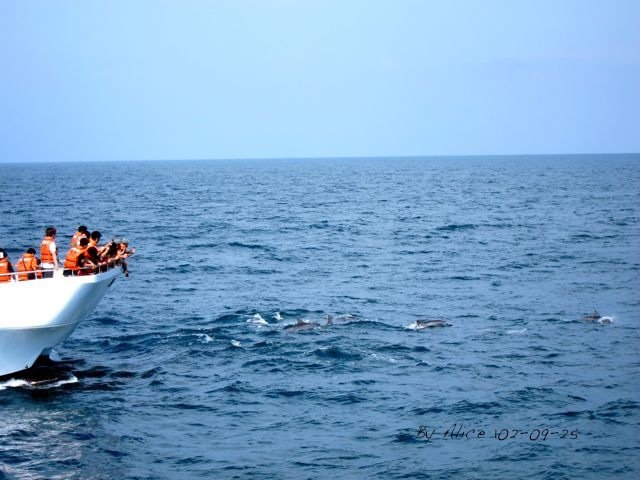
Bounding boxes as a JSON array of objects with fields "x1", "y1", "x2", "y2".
[
  {"x1": 0, "y1": 249, "x2": 15, "y2": 283},
  {"x1": 17, "y1": 248, "x2": 41, "y2": 281},
  {"x1": 63, "y1": 237, "x2": 90, "y2": 276},
  {"x1": 81, "y1": 245, "x2": 101, "y2": 275},
  {"x1": 70, "y1": 225, "x2": 89, "y2": 248},
  {"x1": 40, "y1": 226, "x2": 59, "y2": 278}
]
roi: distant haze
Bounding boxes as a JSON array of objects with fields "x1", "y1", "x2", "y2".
[{"x1": 1, "y1": 0, "x2": 639, "y2": 163}]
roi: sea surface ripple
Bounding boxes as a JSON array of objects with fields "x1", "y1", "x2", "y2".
[{"x1": 1, "y1": 155, "x2": 639, "y2": 479}]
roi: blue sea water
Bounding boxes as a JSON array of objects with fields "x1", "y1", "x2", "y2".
[{"x1": 0, "y1": 155, "x2": 639, "y2": 479}]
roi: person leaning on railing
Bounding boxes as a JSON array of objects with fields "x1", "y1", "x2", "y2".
[
  {"x1": 77, "y1": 240, "x2": 99, "y2": 276},
  {"x1": 64, "y1": 237, "x2": 102, "y2": 276},
  {"x1": 0, "y1": 249, "x2": 15, "y2": 283},
  {"x1": 99, "y1": 239, "x2": 118, "y2": 264},
  {"x1": 116, "y1": 238, "x2": 135, "y2": 277},
  {"x1": 89, "y1": 230, "x2": 102, "y2": 252},
  {"x1": 64, "y1": 237, "x2": 89, "y2": 277},
  {"x1": 17, "y1": 248, "x2": 41, "y2": 281},
  {"x1": 83, "y1": 244, "x2": 101, "y2": 274}
]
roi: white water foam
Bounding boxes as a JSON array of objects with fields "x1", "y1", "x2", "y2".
[
  {"x1": 247, "y1": 314, "x2": 268, "y2": 326},
  {"x1": 0, "y1": 379, "x2": 30, "y2": 391},
  {"x1": 370, "y1": 353, "x2": 398, "y2": 364},
  {"x1": 507, "y1": 328, "x2": 528, "y2": 335},
  {"x1": 0, "y1": 374, "x2": 78, "y2": 391},
  {"x1": 597, "y1": 316, "x2": 614, "y2": 325},
  {"x1": 197, "y1": 333, "x2": 214, "y2": 343}
]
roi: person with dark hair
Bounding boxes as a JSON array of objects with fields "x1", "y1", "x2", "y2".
[
  {"x1": 89, "y1": 230, "x2": 103, "y2": 252},
  {"x1": 40, "y1": 226, "x2": 58, "y2": 278},
  {"x1": 82, "y1": 245, "x2": 101, "y2": 274},
  {"x1": 70, "y1": 225, "x2": 89, "y2": 247},
  {"x1": 0, "y1": 249, "x2": 14, "y2": 283},
  {"x1": 95, "y1": 238, "x2": 116, "y2": 268},
  {"x1": 63, "y1": 237, "x2": 90, "y2": 276},
  {"x1": 17, "y1": 247, "x2": 40, "y2": 281}
]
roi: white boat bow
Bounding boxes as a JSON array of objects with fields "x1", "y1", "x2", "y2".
[{"x1": 0, "y1": 267, "x2": 121, "y2": 377}]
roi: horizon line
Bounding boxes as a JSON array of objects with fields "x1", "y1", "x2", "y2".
[{"x1": 2, "y1": 152, "x2": 639, "y2": 165}]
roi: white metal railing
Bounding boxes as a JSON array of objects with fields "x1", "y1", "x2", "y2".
[{"x1": 0, "y1": 258, "x2": 129, "y2": 283}]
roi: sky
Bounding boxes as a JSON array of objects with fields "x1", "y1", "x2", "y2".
[{"x1": 1, "y1": 0, "x2": 639, "y2": 163}]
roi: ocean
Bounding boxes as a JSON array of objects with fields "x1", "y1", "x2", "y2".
[{"x1": 0, "y1": 155, "x2": 639, "y2": 479}]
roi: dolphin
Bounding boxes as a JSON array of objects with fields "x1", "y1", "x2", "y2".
[
  {"x1": 285, "y1": 319, "x2": 321, "y2": 333},
  {"x1": 581, "y1": 310, "x2": 601, "y2": 322},
  {"x1": 414, "y1": 319, "x2": 450, "y2": 329},
  {"x1": 582, "y1": 310, "x2": 613, "y2": 325}
]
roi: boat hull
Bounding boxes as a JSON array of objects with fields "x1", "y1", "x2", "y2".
[{"x1": 0, "y1": 268, "x2": 120, "y2": 377}]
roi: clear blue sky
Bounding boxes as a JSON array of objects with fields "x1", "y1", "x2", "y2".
[{"x1": 1, "y1": 0, "x2": 638, "y2": 162}]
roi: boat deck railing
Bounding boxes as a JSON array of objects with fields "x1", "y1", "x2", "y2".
[{"x1": 0, "y1": 258, "x2": 126, "y2": 283}]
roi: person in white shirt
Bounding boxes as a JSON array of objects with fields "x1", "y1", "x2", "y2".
[{"x1": 40, "y1": 226, "x2": 58, "y2": 278}]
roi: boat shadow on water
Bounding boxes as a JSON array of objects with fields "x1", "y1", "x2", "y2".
[{"x1": 0, "y1": 355, "x2": 81, "y2": 394}]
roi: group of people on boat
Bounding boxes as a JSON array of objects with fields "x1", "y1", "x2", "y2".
[{"x1": 0, "y1": 226, "x2": 134, "y2": 283}]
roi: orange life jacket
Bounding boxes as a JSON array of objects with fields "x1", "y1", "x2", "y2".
[
  {"x1": 64, "y1": 246, "x2": 86, "y2": 270},
  {"x1": 41, "y1": 237, "x2": 56, "y2": 264},
  {"x1": 17, "y1": 253, "x2": 40, "y2": 281},
  {"x1": 0, "y1": 258, "x2": 12, "y2": 282},
  {"x1": 71, "y1": 231, "x2": 88, "y2": 247}
]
